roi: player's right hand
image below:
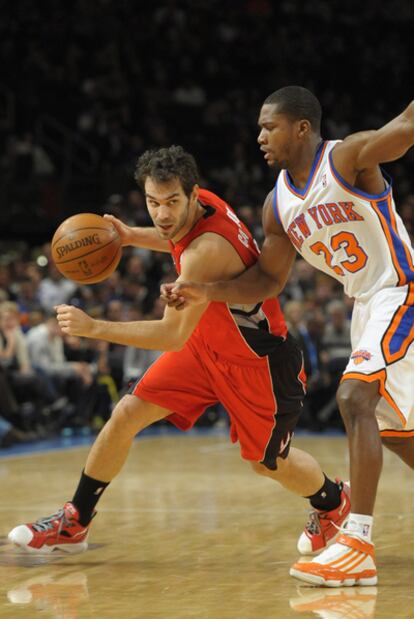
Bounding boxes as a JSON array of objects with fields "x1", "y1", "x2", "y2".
[
  {"x1": 160, "y1": 282, "x2": 209, "y2": 310},
  {"x1": 103, "y1": 214, "x2": 133, "y2": 246}
]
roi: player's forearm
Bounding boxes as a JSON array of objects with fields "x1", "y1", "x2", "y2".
[
  {"x1": 128, "y1": 227, "x2": 170, "y2": 253},
  {"x1": 360, "y1": 101, "x2": 414, "y2": 166},
  {"x1": 89, "y1": 319, "x2": 181, "y2": 351},
  {"x1": 205, "y1": 264, "x2": 281, "y2": 304}
]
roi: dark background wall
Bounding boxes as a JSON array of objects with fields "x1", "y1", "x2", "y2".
[{"x1": 0, "y1": 0, "x2": 413, "y2": 242}]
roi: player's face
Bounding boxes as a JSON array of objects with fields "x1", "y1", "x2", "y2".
[
  {"x1": 145, "y1": 177, "x2": 195, "y2": 240},
  {"x1": 257, "y1": 104, "x2": 297, "y2": 170}
]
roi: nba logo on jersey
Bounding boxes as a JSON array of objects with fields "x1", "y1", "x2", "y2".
[{"x1": 321, "y1": 173, "x2": 327, "y2": 187}]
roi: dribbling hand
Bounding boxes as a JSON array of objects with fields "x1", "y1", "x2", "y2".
[{"x1": 103, "y1": 214, "x2": 133, "y2": 247}]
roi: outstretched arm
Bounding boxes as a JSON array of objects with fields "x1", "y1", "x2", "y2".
[
  {"x1": 162, "y1": 191, "x2": 296, "y2": 307},
  {"x1": 333, "y1": 100, "x2": 414, "y2": 179},
  {"x1": 104, "y1": 214, "x2": 170, "y2": 253},
  {"x1": 56, "y1": 233, "x2": 247, "y2": 350}
]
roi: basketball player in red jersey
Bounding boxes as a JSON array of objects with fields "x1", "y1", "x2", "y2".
[
  {"x1": 8, "y1": 146, "x2": 349, "y2": 556},
  {"x1": 162, "y1": 89, "x2": 414, "y2": 587}
]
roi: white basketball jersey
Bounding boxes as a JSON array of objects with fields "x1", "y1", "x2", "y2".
[{"x1": 273, "y1": 140, "x2": 414, "y2": 301}]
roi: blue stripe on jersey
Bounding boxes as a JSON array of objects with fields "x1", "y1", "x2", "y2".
[
  {"x1": 272, "y1": 180, "x2": 281, "y2": 224},
  {"x1": 376, "y1": 198, "x2": 414, "y2": 281},
  {"x1": 284, "y1": 140, "x2": 325, "y2": 197},
  {"x1": 329, "y1": 150, "x2": 392, "y2": 200},
  {"x1": 388, "y1": 305, "x2": 414, "y2": 354}
]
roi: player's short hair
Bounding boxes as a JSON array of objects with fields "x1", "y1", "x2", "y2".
[
  {"x1": 135, "y1": 145, "x2": 200, "y2": 197},
  {"x1": 264, "y1": 86, "x2": 322, "y2": 133}
]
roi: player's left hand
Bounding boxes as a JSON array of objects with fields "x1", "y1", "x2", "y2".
[
  {"x1": 160, "y1": 281, "x2": 209, "y2": 310},
  {"x1": 55, "y1": 304, "x2": 95, "y2": 338}
]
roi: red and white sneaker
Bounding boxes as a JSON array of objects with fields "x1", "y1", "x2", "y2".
[
  {"x1": 297, "y1": 480, "x2": 351, "y2": 555},
  {"x1": 8, "y1": 502, "x2": 92, "y2": 554},
  {"x1": 290, "y1": 533, "x2": 377, "y2": 587}
]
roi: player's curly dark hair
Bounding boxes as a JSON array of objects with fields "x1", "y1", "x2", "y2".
[
  {"x1": 264, "y1": 86, "x2": 322, "y2": 133},
  {"x1": 135, "y1": 145, "x2": 200, "y2": 197}
]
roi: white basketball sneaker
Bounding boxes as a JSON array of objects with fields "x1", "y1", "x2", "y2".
[{"x1": 290, "y1": 533, "x2": 377, "y2": 587}]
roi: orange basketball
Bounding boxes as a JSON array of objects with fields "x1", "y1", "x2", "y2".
[{"x1": 51, "y1": 213, "x2": 122, "y2": 284}]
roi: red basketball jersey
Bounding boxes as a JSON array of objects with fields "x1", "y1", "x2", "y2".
[{"x1": 169, "y1": 188, "x2": 287, "y2": 361}]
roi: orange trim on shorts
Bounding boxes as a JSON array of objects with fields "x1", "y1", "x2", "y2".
[
  {"x1": 341, "y1": 370, "x2": 406, "y2": 427},
  {"x1": 381, "y1": 282, "x2": 414, "y2": 364},
  {"x1": 380, "y1": 429, "x2": 414, "y2": 438}
]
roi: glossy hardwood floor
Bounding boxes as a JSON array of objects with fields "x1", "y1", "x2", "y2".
[{"x1": 0, "y1": 433, "x2": 413, "y2": 618}]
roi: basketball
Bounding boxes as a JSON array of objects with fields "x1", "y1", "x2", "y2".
[{"x1": 51, "y1": 213, "x2": 122, "y2": 284}]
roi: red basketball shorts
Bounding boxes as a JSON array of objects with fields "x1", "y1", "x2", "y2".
[{"x1": 131, "y1": 333, "x2": 306, "y2": 469}]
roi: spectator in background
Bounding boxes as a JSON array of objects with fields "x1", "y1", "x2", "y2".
[
  {"x1": 121, "y1": 303, "x2": 160, "y2": 388},
  {"x1": 0, "y1": 265, "x2": 16, "y2": 302},
  {"x1": 282, "y1": 258, "x2": 316, "y2": 304},
  {"x1": 0, "y1": 302, "x2": 30, "y2": 372},
  {"x1": 63, "y1": 335, "x2": 115, "y2": 430},
  {"x1": 284, "y1": 300, "x2": 333, "y2": 429},
  {"x1": 38, "y1": 264, "x2": 77, "y2": 312},
  {"x1": 315, "y1": 300, "x2": 352, "y2": 427},
  {"x1": 15, "y1": 276, "x2": 43, "y2": 332},
  {"x1": 322, "y1": 300, "x2": 352, "y2": 377},
  {"x1": 103, "y1": 300, "x2": 127, "y2": 390},
  {"x1": 284, "y1": 300, "x2": 319, "y2": 381},
  {"x1": 0, "y1": 301, "x2": 47, "y2": 431},
  {"x1": 0, "y1": 413, "x2": 36, "y2": 448},
  {"x1": 26, "y1": 314, "x2": 92, "y2": 427}
]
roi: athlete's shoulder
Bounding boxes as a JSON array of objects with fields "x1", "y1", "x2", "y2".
[
  {"x1": 198, "y1": 187, "x2": 229, "y2": 210},
  {"x1": 334, "y1": 131, "x2": 374, "y2": 150},
  {"x1": 331, "y1": 131, "x2": 379, "y2": 176},
  {"x1": 180, "y1": 232, "x2": 244, "y2": 281}
]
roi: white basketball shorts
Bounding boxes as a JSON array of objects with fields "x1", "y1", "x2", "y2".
[{"x1": 342, "y1": 283, "x2": 414, "y2": 436}]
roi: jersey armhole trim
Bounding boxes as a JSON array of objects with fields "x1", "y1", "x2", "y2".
[
  {"x1": 328, "y1": 148, "x2": 392, "y2": 201},
  {"x1": 272, "y1": 182, "x2": 282, "y2": 225}
]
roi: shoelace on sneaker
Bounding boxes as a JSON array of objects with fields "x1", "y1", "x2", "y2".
[
  {"x1": 305, "y1": 511, "x2": 321, "y2": 535},
  {"x1": 305, "y1": 481, "x2": 345, "y2": 536},
  {"x1": 32, "y1": 509, "x2": 70, "y2": 533}
]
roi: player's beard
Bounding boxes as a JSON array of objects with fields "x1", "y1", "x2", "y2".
[
  {"x1": 156, "y1": 200, "x2": 190, "y2": 240},
  {"x1": 171, "y1": 202, "x2": 191, "y2": 239}
]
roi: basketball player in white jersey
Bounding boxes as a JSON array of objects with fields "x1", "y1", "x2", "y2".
[{"x1": 162, "y1": 86, "x2": 414, "y2": 587}]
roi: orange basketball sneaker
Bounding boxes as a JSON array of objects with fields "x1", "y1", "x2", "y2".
[
  {"x1": 290, "y1": 533, "x2": 377, "y2": 587},
  {"x1": 297, "y1": 479, "x2": 351, "y2": 555},
  {"x1": 8, "y1": 502, "x2": 92, "y2": 554}
]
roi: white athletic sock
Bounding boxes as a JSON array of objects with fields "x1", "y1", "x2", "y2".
[{"x1": 345, "y1": 513, "x2": 374, "y2": 543}]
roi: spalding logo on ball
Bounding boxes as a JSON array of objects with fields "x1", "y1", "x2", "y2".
[{"x1": 51, "y1": 213, "x2": 122, "y2": 284}]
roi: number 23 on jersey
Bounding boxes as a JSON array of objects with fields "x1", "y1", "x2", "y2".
[{"x1": 310, "y1": 231, "x2": 368, "y2": 276}]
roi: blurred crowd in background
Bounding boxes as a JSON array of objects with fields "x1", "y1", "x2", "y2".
[{"x1": 0, "y1": 0, "x2": 413, "y2": 447}]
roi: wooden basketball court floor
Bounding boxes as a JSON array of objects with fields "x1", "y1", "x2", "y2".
[{"x1": 0, "y1": 432, "x2": 413, "y2": 619}]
